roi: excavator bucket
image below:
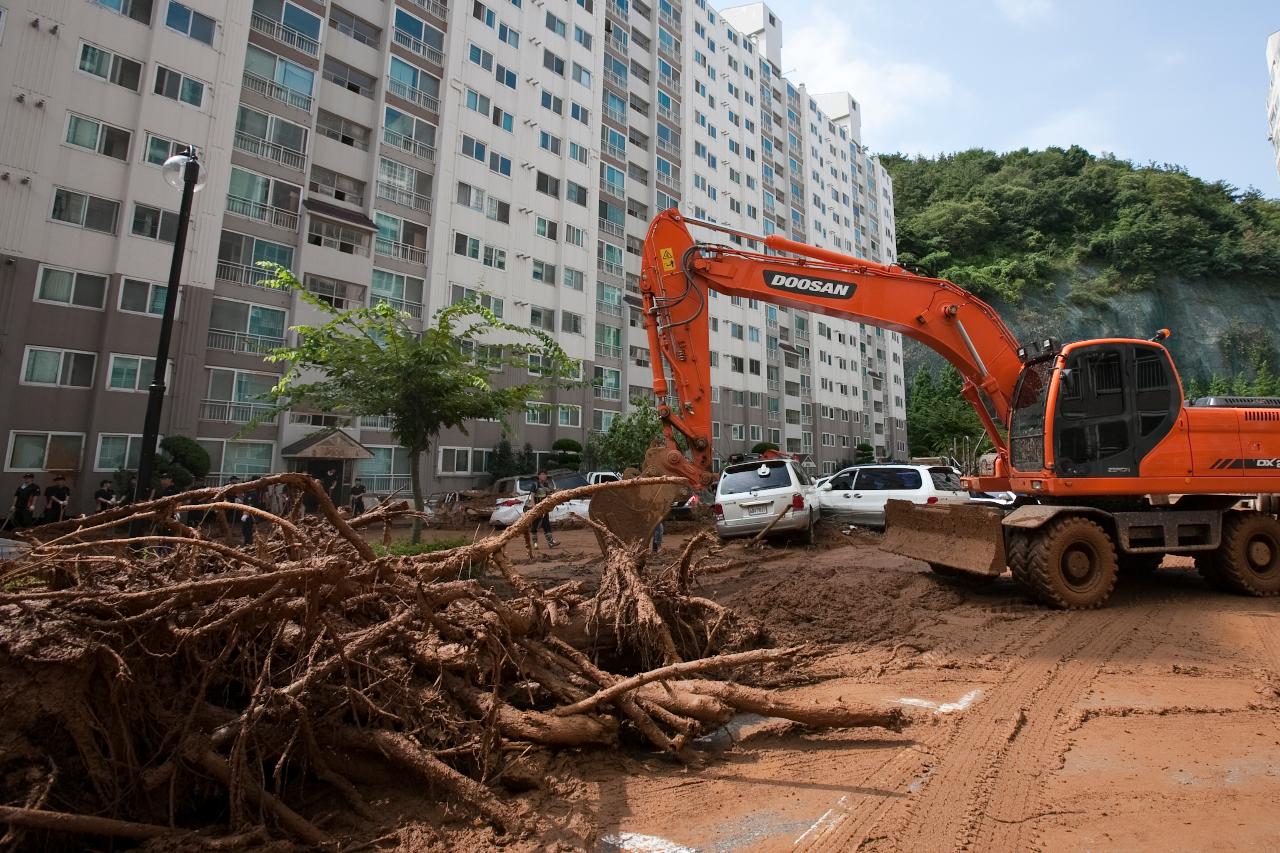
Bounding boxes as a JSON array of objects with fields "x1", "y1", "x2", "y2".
[
  {"x1": 880, "y1": 499, "x2": 1008, "y2": 577},
  {"x1": 587, "y1": 446, "x2": 691, "y2": 551}
]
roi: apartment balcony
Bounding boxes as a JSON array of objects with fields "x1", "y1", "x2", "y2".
[
  {"x1": 382, "y1": 128, "x2": 436, "y2": 162},
  {"x1": 207, "y1": 328, "x2": 286, "y2": 355},
  {"x1": 656, "y1": 137, "x2": 679, "y2": 157},
  {"x1": 242, "y1": 70, "x2": 312, "y2": 112},
  {"x1": 599, "y1": 177, "x2": 625, "y2": 199},
  {"x1": 605, "y1": 0, "x2": 627, "y2": 21},
  {"x1": 597, "y1": 258, "x2": 624, "y2": 277},
  {"x1": 598, "y1": 218, "x2": 624, "y2": 238},
  {"x1": 392, "y1": 28, "x2": 444, "y2": 66},
  {"x1": 767, "y1": 379, "x2": 781, "y2": 391},
  {"x1": 657, "y1": 40, "x2": 680, "y2": 63},
  {"x1": 795, "y1": 329, "x2": 811, "y2": 342},
  {"x1": 200, "y1": 400, "x2": 276, "y2": 424},
  {"x1": 593, "y1": 385, "x2": 622, "y2": 401},
  {"x1": 250, "y1": 12, "x2": 320, "y2": 56},
  {"x1": 594, "y1": 342, "x2": 622, "y2": 359},
  {"x1": 768, "y1": 410, "x2": 781, "y2": 421},
  {"x1": 603, "y1": 69, "x2": 627, "y2": 90},
  {"x1": 655, "y1": 171, "x2": 679, "y2": 193},
  {"x1": 386, "y1": 77, "x2": 439, "y2": 113},
  {"x1": 603, "y1": 104, "x2": 627, "y2": 125},
  {"x1": 601, "y1": 141, "x2": 626, "y2": 161},
  {"x1": 658, "y1": 9, "x2": 680, "y2": 29},
  {"x1": 309, "y1": 182, "x2": 365, "y2": 207},
  {"x1": 402, "y1": 0, "x2": 448, "y2": 21},
  {"x1": 233, "y1": 131, "x2": 305, "y2": 171},
  {"x1": 308, "y1": 231, "x2": 370, "y2": 256},
  {"x1": 657, "y1": 102, "x2": 679, "y2": 123},
  {"x1": 215, "y1": 261, "x2": 274, "y2": 289},
  {"x1": 376, "y1": 181, "x2": 431, "y2": 212},
  {"x1": 596, "y1": 299, "x2": 623, "y2": 317},
  {"x1": 658, "y1": 72, "x2": 679, "y2": 91},
  {"x1": 358, "y1": 415, "x2": 396, "y2": 431},
  {"x1": 288, "y1": 412, "x2": 352, "y2": 428},
  {"x1": 371, "y1": 293, "x2": 424, "y2": 318},
  {"x1": 317, "y1": 123, "x2": 369, "y2": 151},
  {"x1": 374, "y1": 237, "x2": 427, "y2": 265},
  {"x1": 226, "y1": 195, "x2": 299, "y2": 230},
  {"x1": 359, "y1": 474, "x2": 412, "y2": 494}
]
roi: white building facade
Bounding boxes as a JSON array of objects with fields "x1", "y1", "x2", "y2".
[
  {"x1": 1268, "y1": 30, "x2": 1280, "y2": 181},
  {"x1": 0, "y1": 0, "x2": 904, "y2": 512}
]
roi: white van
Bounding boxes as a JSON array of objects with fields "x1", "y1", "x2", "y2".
[
  {"x1": 714, "y1": 458, "x2": 818, "y2": 543},
  {"x1": 818, "y1": 464, "x2": 969, "y2": 527}
]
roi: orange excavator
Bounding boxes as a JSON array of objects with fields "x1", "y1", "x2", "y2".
[{"x1": 632, "y1": 209, "x2": 1280, "y2": 609}]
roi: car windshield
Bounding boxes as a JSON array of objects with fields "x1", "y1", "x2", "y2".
[
  {"x1": 855, "y1": 468, "x2": 923, "y2": 490},
  {"x1": 553, "y1": 473, "x2": 589, "y2": 489},
  {"x1": 719, "y1": 462, "x2": 792, "y2": 495},
  {"x1": 929, "y1": 467, "x2": 964, "y2": 491},
  {"x1": 517, "y1": 477, "x2": 539, "y2": 493}
]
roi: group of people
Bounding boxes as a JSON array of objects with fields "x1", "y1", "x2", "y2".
[{"x1": 9, "y1": 473, "x2": 74, "y2": 528}]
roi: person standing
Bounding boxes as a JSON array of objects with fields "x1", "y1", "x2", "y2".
[
  {"x1": 12, "y1": 474, "x2": 39, "y2": 528},
  {"x1": 350, "y1": 478, "x2": 367, "y2": 516},
  {"x1": 321, "y1": 468, "x2": 340, "y2": 508},
  {"x1": 235, "y1": 487, "x2": 257, "y2": 546},
  {"x1": 528, "y1": 470, "x2": 560, "y2": 548},
  {"x1": 93, "y1": 480, "x2": 117, "y2": 513},
  {"x1": 43, "y1": 475, "x2": 71, "y2": 523}
]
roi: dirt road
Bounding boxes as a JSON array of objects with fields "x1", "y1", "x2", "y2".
[{"x1": 540, "y1": 531, "x2": 1280, "y2": 852}]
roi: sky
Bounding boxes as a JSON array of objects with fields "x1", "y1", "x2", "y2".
[{"x1": 751, "y1": 0, "x2": 1280, "y2": 196}]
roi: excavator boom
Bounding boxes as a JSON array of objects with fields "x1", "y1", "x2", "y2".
[{"x1": 637, "y1": 210, "x2": 1025, "y2": 486}]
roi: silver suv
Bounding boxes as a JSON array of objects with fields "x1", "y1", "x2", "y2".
[
  {"x1": 713, "y1": 458, "x2": 819, "y2": 543},
  {"x1": 817, "y1": 464, "x2": 968, "y2": 527}
]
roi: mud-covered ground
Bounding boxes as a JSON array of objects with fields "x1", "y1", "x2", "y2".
[{"x1": 435, "y1": 521, "x2": 1280, "y2": 852}]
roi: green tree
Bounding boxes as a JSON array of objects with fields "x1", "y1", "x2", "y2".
[
  {"x1": 854, "y1": 443, "x2": 876, "y2": 464},
  {"x1": 486, "y1": 437, "x2": 520, "y2": 483},
  {"x1": 750, "y1": 442, "x2": 779, "y2": 455},
  {"x1": 907, "y1": 365, "x2": 985, "y2": 458},
  {"x1": 153, "y1": 436, "x2": 211, "y2": 489},
  {"x1": 587, "y1": 398, "x2": 663, "y2": 471},
  {"x1": 263, "y1": 265, "x2": 576, "y2": 542},
  {"x1": 551, "y1": 437, "x2": 583, "y2": 470}
]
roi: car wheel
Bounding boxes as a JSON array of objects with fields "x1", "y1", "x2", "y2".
[{"x1": 805, "y1": 510, "x2": 817, "y2": 546}]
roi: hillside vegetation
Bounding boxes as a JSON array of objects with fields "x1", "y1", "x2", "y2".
[{"x1": 882, "y1": 147, "x2": 1280, "y2": 305}]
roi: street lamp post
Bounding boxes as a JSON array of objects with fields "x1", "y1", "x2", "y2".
[{"x1": 134, "y1": 149, "x2": 204, "y2": 503}]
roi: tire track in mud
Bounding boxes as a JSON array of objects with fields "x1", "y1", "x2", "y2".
[{"x1": 798, "y1": 601, "x2": 1157, "y2": 853}]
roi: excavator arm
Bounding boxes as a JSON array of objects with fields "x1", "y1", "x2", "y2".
[{"x1": 639, "y1": 209, "x2": 1026, "y2": 486}]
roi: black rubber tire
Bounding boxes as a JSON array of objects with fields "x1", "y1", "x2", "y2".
[
  {"x1": 1119, "y1": 553, "x2": 1164, "y2": 575},
  {"x1": 804, "y1": 511, "x2": 816, "y2": 546},
  {"x1": 1201, "y1": 512, "x2": 1280, "y2": 596},
  {"x1": 1023, "y1": 516, "x2": 1119, "y2": 609},
  {"x1": 1006, "y1": 529, "x2": 1031, "y2": 586}
]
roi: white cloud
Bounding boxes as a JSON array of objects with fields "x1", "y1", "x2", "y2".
[
  {"x1": 1016, "y1": 106, "x2": 1116, "y2": 155},
  {"x1": 993, "y1": 0, "x2": 1053, "y2": 25},
  {"x1": 784, "y1": 12, "x2": 959, "y2": 148}
]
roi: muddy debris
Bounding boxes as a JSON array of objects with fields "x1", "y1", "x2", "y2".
[{"x1": 0, "y1": 474, "x2": 906, "y2": 850}]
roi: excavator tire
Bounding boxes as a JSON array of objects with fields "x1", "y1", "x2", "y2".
[
  {"x1": 1119, "y1": 553, "x2": 1164, "y2": 575},
  {"x1": 1006, "y1": 529, "x2": 1031, "y2": 586},
  {"x1": 1022, "y1": 516, "x2": 1118, "y2": 609},
  {"x1": 1199, "y1": 512, "x2": 1280, "y2": 597}
]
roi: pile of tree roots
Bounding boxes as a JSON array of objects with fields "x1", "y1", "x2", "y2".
[{"x1": 0, "y1": 474, "x2": 905, "y2": 849}]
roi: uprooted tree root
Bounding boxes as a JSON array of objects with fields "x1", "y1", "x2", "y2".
[{"x1": 0, "y1": 474, "x2": 906, "y2": 850}]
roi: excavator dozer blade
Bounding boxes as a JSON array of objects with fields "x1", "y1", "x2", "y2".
[
  {"x1": 880, "y1": 500, "x2": 1007, "y2": 577},
  {"x1": 587, "y1": 446, "x2": 691, "y2": 550}
]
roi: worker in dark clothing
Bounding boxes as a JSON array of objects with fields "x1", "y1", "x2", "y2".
[
  {"x1": 235, "y1": 487, "x2": 257, "y2": 546},
  {"x1": 350, "y1": 479, "x2": 367, "y2": 516},
  {"x1": 528, "y1": 470, "x2": 560, "y2": 548},
  {"x1": 225, "y1": 476, "x2": 242, "y2": 526},
  {"x1": 12, "y1": 474, "x2": 40, "y2": 528},
  {"x1": 321, "y1": 468, "x2": 340, "y2": 508},
  {"x1": 94, "y1": 480, "x2": 117, "y2": 513},
  {"x1": 43, "y1": 475, "x2": 71, "y2": 523}
]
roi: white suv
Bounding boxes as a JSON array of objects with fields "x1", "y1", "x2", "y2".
[
  {"x1": 713, "y1": 458, "x2": 819, "y2": 543},
  {"x1": 818, "y1": 464, "x2": 968, "y2": 527}
]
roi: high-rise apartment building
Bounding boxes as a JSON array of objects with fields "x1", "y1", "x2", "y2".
[
  {"x1": 1269, "y1": 30, "x2": 1280, "y2": 180},
  {"x1": 0, "y1": 0, "x2": 904, "y2": 513}
]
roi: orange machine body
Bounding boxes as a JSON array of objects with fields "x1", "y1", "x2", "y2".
[{"x1": 639, "y1": 209, "x2": 1280, "y2": 498}]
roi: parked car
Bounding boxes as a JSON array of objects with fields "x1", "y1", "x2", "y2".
[
  {"x1": 713, "y1": 458, "x2": 818, "y2": 543},
  {"x1": 817, "y1": 464, "x2": 969, "y2": 528},
  {"x1": 487, "y1": 472, "x2": 615, "y2": 527}
]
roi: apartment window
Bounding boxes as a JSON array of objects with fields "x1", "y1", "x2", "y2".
[
  {"x1": 78, "y1": 43, "x2": 142, "y2": 91},
  {"x1": 730, "y1": 424, "x2": 745, "y2": 441},
  {"x1": 574, "y1": 25, "x2": 592, "y2": 48},
  {"x1": 143, "y1": 133, "x2": 189, "y2": 166},
  {"x1": 570, "y1": 101, "x2": 590, "y2": 124},
  {"x1": 51, "y1": 188, "x2": 119, "y2": 234},
  {"x1": 35, "y1": 266, "x2": 107, "y2": 310},
  {"x1": 453, "y1": 232, "x2": 480, "y2": 259},
  {"x1": 228, "y1": 167, "x2": 302, "y2": 219},
  {"x1": 566, "y1": 181, "x2": 587, "y2": 206},
  {"x1": 489, "y1": 150, "x2": 512, "y2": 177},
  {"x1": 107, "y1": 353, "x2": 159, "y2": 392},
  {"x1": 131, "y1": 204, "x2": 179, "y2": 242},
  {"x1": 319, "y1": 110, "x2": 371, "y2": 150},
  {"x1": 165, "y1": 1, "x2": 214, "y2": 44},
  {"x1": 495, "y1": 63, "x2": 517, "y2": 89},
  {"x1": 114, "y1": 283, "x2": 173, "y2": 325},
  {"x1": 535, "y1": 171, "x2": 560, "y2": 196},
  {"x1": 543, "y1": 49, "x2": 564, "y2": 76},
  {"x1": 541, "y1": 91, "x2": 563, "y2": 114},
  {"x1": 562, "y1": 268, "x2": 584, "y2": 290},
  {"x1": 535, "y1": 217, "x2": 558, "y2": 239},
  {"x1": 65, "y1": 114, "x2": 131, "y2": 160},
  {"x1": 569, "y1": 142, "x2": 588, "y2": 163},
  {"x1": 331, "y1": 5, "x2": 381, "y2": 45},
  {"x1": 492, "y1": 106, "x2": 514, "y2": 132},
  {"x1": 539, "y1": 131, "x2": 561, "y2": 155},
  {"x1": 558, "y1": 405, "x2": 582, "y2": 427},
  {"x1": 544, "y1": 11, "x2": 565, "y2": 36},
  {"x1": 525, "y1": 403, "x2": 552, "y2": 425},
  {"x1": 498, "y1": 21, "x2": 519, "y2": 46},
  {"x1": 309, "y1": 166, "x2": 365, "y2": 204},
  {"x1": 532, "y1": 259, "x2": 556, "y2": 283},
  {"x1": 154, "y1": 66, "x2": 205, "y2": 107},
  {"x1": 572, "y1": 62, "x2": 591, "y2": 87},
  {"x1": 529, "y1": 305, "x2": 555, "y2": 331},
  {"x1": 371, "y1": 269, "x2": 424, "y2": 312},
  {"x1": 95, "y1": 434, "x2": 147, "y2": 472},
  {"x1": 593, "y1": 409, "x2": 618, "y2": 432},
  {"x1": 245, "y1": 44, "x2": 314, "y2": 100},
  {"x1": 236, "y1": 105, "x2": 307, "y2": 154},
  {"x1": 22, "y1": 347, "x2": 96, "y2": 388},
  {"x1": 96, "y1": 0, "x2": 153, "y2": 24},
  {"x1": 451, "y1": 284, "x2": 503, "y2": 317},
  {"x1": 561, "y1": 311, "x2": 583, "y2": 334},
  {"x1": 461, "y1": 134, "x2": 486, "y2": 163},
  {"x1": 465, "y1": 87, "x2": 490, "y2": 116},
  {"x1": 482, "y1": 245, "x2": 507, "y2": 269},
  {"x1": 566, "y1": 224, "x2": 585, "y2": 246},
  {"x1": 7, "y1": 432, "x2": 84, "y2": 473}
]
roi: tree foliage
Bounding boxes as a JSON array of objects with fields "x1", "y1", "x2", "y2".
[
  {"x1": 262, "y1": 265, "x2": 576, "y2": 541},
  {"x1": 905, "y1": 365, "x2": 986, "y2": 459},
  {"x1": 881, "y1": 147, "x2": 1280, "y2": 303},
  {"x1": 587, "y1": 398, "x2": 663, "y2": 472},
  {"x1": 152, "y1": 436, "x2": 211, "y2": 489},
  {"x1": 854, "y1": 443, "x2": 876, "y2": 464}
]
